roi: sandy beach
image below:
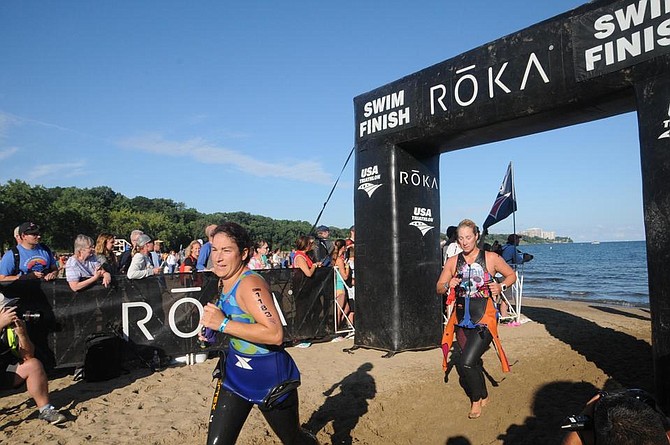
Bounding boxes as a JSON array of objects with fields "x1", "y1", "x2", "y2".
[{"x1": 0, "y1": 297, "x2": 653, "y2": 445}]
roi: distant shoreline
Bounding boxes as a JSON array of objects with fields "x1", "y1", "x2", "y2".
[{"x1": 523, "y1": 295, "x2": 650, "y2": 309}]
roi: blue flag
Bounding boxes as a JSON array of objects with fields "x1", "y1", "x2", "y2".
[{"x1": 483, "y1": 162, "x2": 516, "y2": 231}]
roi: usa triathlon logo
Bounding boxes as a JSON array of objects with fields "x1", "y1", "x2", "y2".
[
  {"x1": 410, "y1": 207, "x2": 434, "y2": 236},
  {"x1": 358, "y1": 165, "x2": 382, "y2": 198},
  {"x1": 358, "y1": 182, "x2": 383, "y2": 197},
  {"x1": 409, "y1": 221, "x2": 434, "y2": 236}
]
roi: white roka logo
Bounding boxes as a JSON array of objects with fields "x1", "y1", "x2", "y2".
[
  {"x1": 410, "y1": 207, "x2": 435, "y2": 236},
  {"x1": 358, "y1": 165, "x2": 383, "y2": 198}
]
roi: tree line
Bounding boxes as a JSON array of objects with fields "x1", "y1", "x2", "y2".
[{"x1": 0, "y1": 180, "x2": 350, "y2": 254}]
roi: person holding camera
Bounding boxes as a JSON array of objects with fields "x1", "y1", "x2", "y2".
[
  {"x1": 561, "y1": 388, "x2": 670, "y2": 445},
  {"x1": 0, "y1": 297, "x2": 67, "y2": 425}
]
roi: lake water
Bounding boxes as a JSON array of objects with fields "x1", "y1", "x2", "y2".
[{"x1": 514, "y1": 241, "x2": 649, "y2": 307}]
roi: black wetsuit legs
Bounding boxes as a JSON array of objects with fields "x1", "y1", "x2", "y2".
[
  {"x1": 207, "y1": 380, "x2": 253, "y2": 445},
  {"x1": 207, "y1": 381, "x2": 317, "y2": 445},
  {"x1": 455, "y1": 326, "x2": 493, "y2": 402}
]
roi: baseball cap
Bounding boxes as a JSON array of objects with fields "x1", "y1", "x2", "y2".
[
  {"x1": 136, "y1": 234, "x2": 153, "y2": 248},
  {"x1": 0, "y1": 293, "x2": 19, "y2": 310},
  {"x1": 19, "y1": 222, "x2": 41, "y2": 235},
  {"x1": 507, "y1": 234, "x2": 522, "y2": 243},
  {"x1": 316, "y1": 225, "x2": 329, "y2": 232}
]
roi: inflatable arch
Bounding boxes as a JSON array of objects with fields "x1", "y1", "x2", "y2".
[{"x1": 352, "y1": 0, "x2": 670, "y2": 409}]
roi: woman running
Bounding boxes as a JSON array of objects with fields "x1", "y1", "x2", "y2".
[
  {"x1": 200, "y1": 222, "x2": 317, "y2": 444},
  {"x1": 436, "y1": 219, "x2": 516, "y2": 419}
]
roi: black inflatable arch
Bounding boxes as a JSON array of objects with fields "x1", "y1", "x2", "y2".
[{"x1": 352, "y1": 0, "x2": 670, "y2": 409}]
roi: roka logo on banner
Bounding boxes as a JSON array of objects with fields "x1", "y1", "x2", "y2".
[
  {"x1": 409, "y1": 206, "x2": 435, "y2": 236},
  {"x1": 572, "y1": 0, "x2": 670, "y2": 80},
  {"x1": 399, "y1": 169, "x2": 439, "y2": 189},
  {"x1": 358, "y1": 165, "x2": 383, "y2": 198}
]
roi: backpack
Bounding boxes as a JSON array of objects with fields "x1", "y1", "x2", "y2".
[
  {"x1": 10, "y1": 244, "x2": 54, "y2": 275},
  {"x1": 83, "y1": 333, "x2": 122, "y2": 382}
]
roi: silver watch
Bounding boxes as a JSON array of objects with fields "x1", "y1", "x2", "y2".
[{"x1": 500, "y1": 283, "x2": 507, "y2": 292}]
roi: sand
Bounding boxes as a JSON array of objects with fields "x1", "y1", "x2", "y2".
[{"x1": 0, "y1": 297, "x2": 654, "y2": 445}]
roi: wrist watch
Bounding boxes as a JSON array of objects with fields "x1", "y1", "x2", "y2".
[{"x1": 500, "y1": 283, "x2": 508, "y2": 292}]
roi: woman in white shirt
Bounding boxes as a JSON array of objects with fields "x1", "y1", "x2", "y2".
[
  {"x1": 65, "y1": 234, "x2": 112, "y2": 292},
  {"x1": 126, "y1": 234, "x2": 162, "y2": 279}
]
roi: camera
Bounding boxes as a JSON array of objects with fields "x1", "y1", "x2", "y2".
[
  {"x1": 19, "y1": 310, "x2": 41, "y2": 321},
  {"x1": 560, "y1": 414, "x2": 592, "y2": 431}
]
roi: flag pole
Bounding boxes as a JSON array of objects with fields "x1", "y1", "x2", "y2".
[{"x1": 510, "y1": 161, "x2": 518, "y2": 269}]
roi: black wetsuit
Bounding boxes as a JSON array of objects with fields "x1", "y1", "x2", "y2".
[{"x1": 454, "y1": 251, "x2": 494, "y2": 402}]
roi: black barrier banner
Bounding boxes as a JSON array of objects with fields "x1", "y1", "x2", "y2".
[
  {"x1": 0, "y1": 268, "x2": 336, "y2": 368},
  {"x1": 572, "y1": 0, "x2": 670, "y2": 81}
]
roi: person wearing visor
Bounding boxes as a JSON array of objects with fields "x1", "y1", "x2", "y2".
[
  {"x1": 126, "y1": 234, "x2": 162, "y2": 280},
  {"x1": 0, "y1": 222, "x2": 58, "y2": 283}
]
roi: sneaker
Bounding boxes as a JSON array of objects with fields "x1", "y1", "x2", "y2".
[
  {"x1": 295, "y1": 342, "x2": 311, "y2": 349},
  {"x1": 39, "y1": 408, "x2": 66, "y2": 425}
]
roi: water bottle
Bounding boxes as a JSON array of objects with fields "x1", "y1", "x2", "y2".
[{"x1": 152, "y1": 350, "x2": 161, "y2": 371}]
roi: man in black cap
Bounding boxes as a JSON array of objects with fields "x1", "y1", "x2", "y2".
[
  {"x1": 312, "y1": 225, "x2": 333, "y2": 267},
  {"x1": 501, "y1": 234, "x2": 533, "y2": 267},
  {"x1": 0, "y1": 223, "x2": 58, "y2": 283}
]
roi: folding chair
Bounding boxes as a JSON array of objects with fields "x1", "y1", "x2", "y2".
[{"x1": 498, "y1": 270, "x2": 523, "y2": 323}]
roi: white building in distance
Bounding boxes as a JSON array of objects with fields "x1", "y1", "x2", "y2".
[{"x1": 522, "y1": 228, "x2": 555, "y2": 240}]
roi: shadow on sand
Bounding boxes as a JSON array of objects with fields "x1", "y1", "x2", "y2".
[
  {"x1": 523, "y1": 306, "x2": 653, "y2": 391},
  {"x1": 304, "y1": 362, "x2": 376, "y2": 445},
  {"x1": 588, "y1": 305, "x2": 651, "y2": 322},
  {"x1": 0, "y1": 363, "x2": 153, "y2": 429}
]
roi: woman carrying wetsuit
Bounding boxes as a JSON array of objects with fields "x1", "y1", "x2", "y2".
[
  {"x1": 200, "y1": 222, "x2": 318, "y2": 444},
  {"x1": 436, "y1": 219, "x2": 516, "y2": 419}
]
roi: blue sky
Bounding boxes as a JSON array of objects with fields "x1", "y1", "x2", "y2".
[{"x1": 0, "y1": 1, "x2": 644, "y2": 242}]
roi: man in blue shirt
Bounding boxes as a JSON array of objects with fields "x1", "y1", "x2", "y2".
[
  {"x1": 501, "y1": 234, "x2": 533, "y2": 267},
  {"x1": 0, "y1": 222, "x2": 58, "y2": 283},
  {"x1": 196, "y1": 224, "x2": 217, "y2": 271}
]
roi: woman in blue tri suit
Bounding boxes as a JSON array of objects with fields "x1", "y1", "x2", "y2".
[{"x1": 200, "y1": 222, "x2": 318, "y2": 445}]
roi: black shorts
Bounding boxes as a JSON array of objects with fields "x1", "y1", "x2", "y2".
[{"x1": 0, "y1": 354, "x2": 20, "y2": 390}]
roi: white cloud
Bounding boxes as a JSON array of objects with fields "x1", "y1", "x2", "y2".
[
  {"x1": 0, "y1": 112, "x2": 20, "y2": 139},
  {"x1": 120, "y1": 134, "x2": 333, "y2": 185},
  {"x1": 29, "y1": 161, "x2": 87, "y2": 180},
  {"x1": 0, "y1": 147, "x2": 18, "y2": 160}
]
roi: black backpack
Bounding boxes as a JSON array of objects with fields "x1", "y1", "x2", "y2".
[
  {"x1": 10, "y1": 244, "x2": 54, "y2": 275},
  {"x1": 83, "y1": 333, "x2": 122, "y2": 382}
]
